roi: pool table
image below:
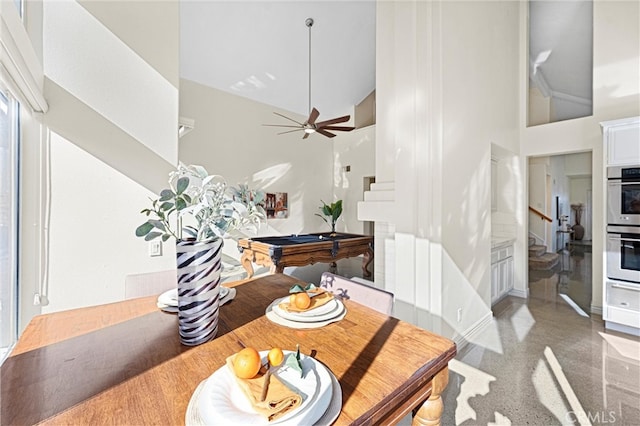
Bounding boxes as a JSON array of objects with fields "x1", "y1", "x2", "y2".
[{"x1": 237, "y1": 232, "x2": 374, "y2": 278}]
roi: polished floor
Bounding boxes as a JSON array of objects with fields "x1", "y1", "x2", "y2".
[{"x1": 438, "y1": 248, "x2": 640, "y2": 426}]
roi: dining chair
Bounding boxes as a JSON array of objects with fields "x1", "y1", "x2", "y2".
[
  {"x1": 319, "y1": 272, "x2": 394, "y2": 315},
  {"x1": 124, "y1": 270, "x2": 177, "y2": 299},
  {"x1": 124, "y1": 255, "x2": 249, "y2": 299}
]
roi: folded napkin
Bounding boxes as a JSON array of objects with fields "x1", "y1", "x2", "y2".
[
  {"x1": 279, "y1": 291, "x2": 334, "y2": 313},
  {"x1": 226, "y1": 356, "x2": 302, "y2": 422}
]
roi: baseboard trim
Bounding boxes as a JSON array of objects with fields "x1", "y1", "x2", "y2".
[
  {"x1": 590, "y1": 305, "x2": 603, "y2": 316},
  {"x1": 453, "y1": 311, "x2": 493, "y2": 351},
  {"x1": 508, "y1": 288, "x2": 528, "y2": 299},
  {"x1": 605, "y1": 321, "x2": 640, "y2": 337}
]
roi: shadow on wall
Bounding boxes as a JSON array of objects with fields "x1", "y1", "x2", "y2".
[{"x1": 42, "y1": 78, "x2": 175, "y2": 194}]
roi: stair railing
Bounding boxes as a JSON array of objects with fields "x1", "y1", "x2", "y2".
[{"x1": 529, "y1": 206, "x2": 552, "y2": 222}]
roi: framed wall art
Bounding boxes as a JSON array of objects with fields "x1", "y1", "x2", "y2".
[{"x1": 265, "y1": 192, "x2": 288, "y2": 219}]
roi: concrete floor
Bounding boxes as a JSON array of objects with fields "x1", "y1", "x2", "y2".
[{"x1": 436, "y1": 246, "x2": 640, "y2": 426}]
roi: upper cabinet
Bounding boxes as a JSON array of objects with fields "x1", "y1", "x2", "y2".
[{"x1": 601, "y1": 117, "x2": 640, "y2": 166}]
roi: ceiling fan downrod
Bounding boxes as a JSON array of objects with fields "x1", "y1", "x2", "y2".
[
  {"x1": 306, "y1": 18, "x2": 313, "y2": 120},
  {"x1": 262, "y1": 16, "x2": 355, "y2": 139}
]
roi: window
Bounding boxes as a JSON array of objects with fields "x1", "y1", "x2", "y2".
[
  {"x1": 528, "y1": 0, "x2": 593, "y2": 126},
  {"x1": 0, "y1": 90, "x2": 19, "y2": 363}
]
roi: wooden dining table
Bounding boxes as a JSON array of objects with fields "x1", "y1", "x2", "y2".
[{"x1": 1, "y1": 273, "x2": 456, "y2": 425}]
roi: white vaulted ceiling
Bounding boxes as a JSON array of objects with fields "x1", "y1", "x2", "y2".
[
  {"x1": 180, "y1": 1, "x2": 592, "y2": 121},
  {"x1": 179, "y1": 1, "x2": 376, "y2": 119}
]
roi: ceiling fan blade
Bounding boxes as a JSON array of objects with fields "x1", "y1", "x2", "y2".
[
  {"x1": 315, "y1": 115, "x2": 351, "y2": 127},
  {"x1": 307, "y1": 108, "x2": 320, "y2": 125},
  {"x1": 320, "y1": 125, "x2": 355, "y2": 132},
  {"x1": 263, "y1": 124, "x2": 302, "y2": 128},
  {"x1": 317, "y1": 129, "x2": 337, "y2": 138},
  {"x1": 277, "y1": 128, "x2": 305, "y2": 135},
  {"x1": 273, "y1": 112, "x2": 305, "y2": 126}
]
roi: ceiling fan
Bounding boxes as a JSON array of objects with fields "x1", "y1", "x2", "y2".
[{"x1": 264, "y1": 18, "x2": 355, "y2": 139}]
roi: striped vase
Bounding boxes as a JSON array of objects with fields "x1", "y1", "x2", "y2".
[{"x1": 176, "y1": 237, "x2": 223, "y2": 346}]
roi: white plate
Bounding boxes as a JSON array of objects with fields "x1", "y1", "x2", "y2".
[
  {"x1": 265, "y1": 308, "x2": 347, "y2": 330},
  {"x1": 158, "y1": 287, "x2": 228, "y2": 307},
  {"x1": 185, "y1": 364, "x2": 342, "y2": 426},
  {"x1": 158, "y1": 287, "x2": 233, "y2": 313},
  {"x1": 271, "y1": 298, "x2": 344, "y2": 323},
  {"x1": 197, "y1": 351, "x2": 332, "y2": 426},
  {"x1": 283, "y1": 297, "x2": 339, "y2": 317}
]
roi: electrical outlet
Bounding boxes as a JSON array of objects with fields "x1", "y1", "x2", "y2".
[
  {"x1": 457, "y1": 308, "x2": 462, "y2": 323},
  {"x1": 149, "y1": 240, "x2": 162, "y2": 257}
]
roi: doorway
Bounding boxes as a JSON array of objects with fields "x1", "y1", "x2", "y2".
[{"x1": 528, "y1": 152, "x2": 593, "y2": 315}]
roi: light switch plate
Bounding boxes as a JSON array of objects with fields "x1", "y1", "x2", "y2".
[{"x1": 149, "y1": 240, "x2": 162, "y2": 257}]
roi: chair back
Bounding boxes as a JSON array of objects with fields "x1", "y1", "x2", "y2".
[
  {"x1": 320, "y1": 272, "x2": 394, "y2": 315},
  {"x1": 124, "y1": 270, "x2": 177, "y2": 299}
]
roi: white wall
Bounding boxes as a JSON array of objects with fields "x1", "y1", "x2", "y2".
[
  {"x1": 178, "y1": 79, "x2": 334, "y2": 238},
  {"x1": 492, "y1": 144, "x2": 520, "y2": 248},
  {"x1": 42, "y1": 133, "x2": 176, "y2": 313},
  {"x1": 365, "y1": 0, "x2": 520, "y2": 344},
  {"x1": 528, "y1": 161, "x2": 548, "y2": 243},
  {"x1": 43, "y1": 0, "x2": 178, "y2": 166},
  {"x1": 521, "y1": 0, "x2": 640, "y2": 313},
  {"x1": 332, "y1": 125, "x2": 375, "y2": 234},
  {"x1": 19, "y1": 0, "x2": 181, "y2": 318}
]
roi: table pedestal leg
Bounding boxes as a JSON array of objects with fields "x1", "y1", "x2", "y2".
[
  {"x1": 412, "y1": 367, "x2": 449, "y2": 426},
  {"x1": 362, "y1": 247, "x2": 374, "y2": 278},
  {"x1": 240, "y1": 251, "x2": 255, "y2": 279}
]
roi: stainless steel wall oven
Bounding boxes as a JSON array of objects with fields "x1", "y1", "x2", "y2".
[
  {"x1": 607, "y1": 166, "x2": 640, "y2": 227},
  {"x1": 607, "y1": 225, "x2": 640, "y2": 284}
]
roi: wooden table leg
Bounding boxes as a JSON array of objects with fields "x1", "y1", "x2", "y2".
[
  {"x1": 412, "y1": 367, "x2": 449, "y2": 426},
  {"x1": 240, "y1": 250, "x2": 255, "y2": 279}
]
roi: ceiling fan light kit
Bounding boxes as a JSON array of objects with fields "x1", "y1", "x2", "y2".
[{"x1": 264, "y1": 17, "x2": 355, "y2": 139}]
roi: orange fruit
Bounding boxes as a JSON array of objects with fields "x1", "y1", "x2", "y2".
[
  {"x1": 289, "y1": 294, "x2": 296, "y2": 305},
  {"x1": 267, "y1": 347, "x2": 284, "y2": 366},
  {"x1": 294, "y1": 292, "x2": 311, "y2": 310},
  {"x1": 233, "y1": 347, "x2": 262, "y2": 379}
]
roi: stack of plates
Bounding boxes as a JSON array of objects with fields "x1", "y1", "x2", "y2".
[
  {"x1": 265, "y1": 294, "x2": 346, "y2": 329},
  {"x1": 186, "y1": 351, "x2": 342, "y2": 426},
  {"x1": 157, "y1": 287, "x2": 232, "y2": 313}
]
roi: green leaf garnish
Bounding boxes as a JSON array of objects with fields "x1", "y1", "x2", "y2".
[
  {"x1": 284, "y1": 345, "x2": 303, "y2": 378},
  {"x1": 289, "y1": 282, "x2": 318, "y2": 293},
  {"x1": 289, "y1": 284, "x2": 305, "y2": 294}
]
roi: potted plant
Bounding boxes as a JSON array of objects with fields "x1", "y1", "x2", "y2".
[
  {"x1": 135, "y1": 164, "x2": 265, "y2": 345},
  {"x1": 315, "y1": 199, "x2": 342, "y2": 235}
]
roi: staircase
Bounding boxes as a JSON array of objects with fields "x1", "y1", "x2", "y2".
[{"x1": 528, "y1": 237, "x2": 560, "y2": 270}]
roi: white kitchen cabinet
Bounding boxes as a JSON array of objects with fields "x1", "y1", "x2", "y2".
[
  {"x1": 601, "y1": 116, "x2": 640, "y2": 166},
  {"x1": 491, "y1": 243, "x2": 514, "y2": 305},
  {"x1": 601, "y1": 115, "x2": 640, "y2": 336},
  {"x1": 605, "y1": 281, "x2": 640, "y2": 333},
  {"x1": 491, "y1": 262, "x2": 499, "y2": 302}
]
